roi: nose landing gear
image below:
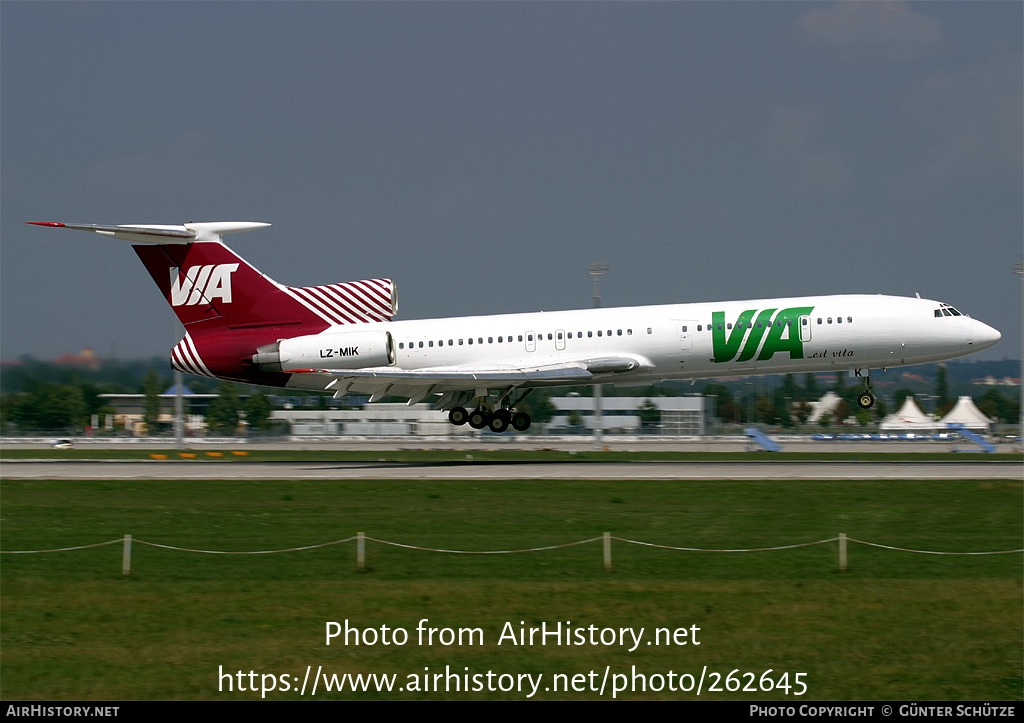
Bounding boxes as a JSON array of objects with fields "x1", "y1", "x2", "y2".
[{"x1": 855, "y1": 369, "x2": 875, "y2": 409}]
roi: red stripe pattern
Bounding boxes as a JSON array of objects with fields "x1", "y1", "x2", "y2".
[
  {"x1": 281, "y1": 278, "x2": 396, "y2": 325},
  {"x1": 170, "y1": 332, "x2": 214, "y2": 377}
]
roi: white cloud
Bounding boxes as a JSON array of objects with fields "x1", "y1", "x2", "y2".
[{"x1": 798, "y1": 2, "x2": 941, "y2": 60}]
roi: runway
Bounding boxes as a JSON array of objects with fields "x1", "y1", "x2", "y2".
[{"x1": 2, "y1": 459, "x2": 1020, "y2": 480}]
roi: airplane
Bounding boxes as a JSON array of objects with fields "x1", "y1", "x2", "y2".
[{"x1": 28, "y1": 220, "x2": 1002, "y2": 433}]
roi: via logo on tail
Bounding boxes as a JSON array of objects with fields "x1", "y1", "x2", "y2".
[{"x1": 169, "y1": 264, "x2": 239, "y2": 306}]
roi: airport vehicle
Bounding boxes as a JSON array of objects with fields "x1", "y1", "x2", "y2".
[{"x1": 29, "y1": 221, "x2": 1001, "y2": 433}]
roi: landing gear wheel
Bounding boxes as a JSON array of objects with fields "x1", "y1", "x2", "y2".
[
  {"x1": 857, "y1": 392, "x2": 875, "y2": 409},
  {"x1": 448, "y1": 407, "x2": 469, "y2": 426},
  {"x1": 488, "y1": 410, "x2": 511, "y2": 433},
  {"x1": 468, "y1": 409, "x2": 490, "y2": 429},
  {"x1": 511, "y1": 412, "x2": 532, "y2": 432}
]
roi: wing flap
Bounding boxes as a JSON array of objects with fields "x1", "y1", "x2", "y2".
[{"x1": 283, "y1": 354, "x2": 651, "y2": 398}]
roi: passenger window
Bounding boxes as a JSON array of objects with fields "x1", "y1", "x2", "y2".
[
  {"x1": 589, "y1": 331, "x2": 594, "y2": 338},
  {"x1": 418, "y1": 342, "x2": 424, "y2": 348},
  {"x1": 847, "y1": 317, "x2": 852, "y2": 323},
  {"x1": 617, "y1": 329, "x2": 622, "y2": 336}
]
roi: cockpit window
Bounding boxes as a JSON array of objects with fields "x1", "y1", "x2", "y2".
[{"x1": 935, "y1": 304, "x2": 964, "y2": 318}]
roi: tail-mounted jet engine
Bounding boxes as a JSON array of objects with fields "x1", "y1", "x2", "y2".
[{"x1": 252, "y1": 331, "x2": 395, "y2": 372}]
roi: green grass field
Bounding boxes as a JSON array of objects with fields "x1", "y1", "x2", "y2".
[{"x1": 1, "y1": 477, "x2": 1020, "y2": 700}]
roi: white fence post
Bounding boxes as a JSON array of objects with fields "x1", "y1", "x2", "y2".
[
  {"x1": 839, "y1": 532, "x2": 847, "y2": 572},
  {"x1": 603, "y1": 532, "x2": 611, "y2": 572},
  {"x1": 122, "y1": 534, "x2": 132, "y2": 576},
  {"x1": 357, "y1": 531, "x2": 365, "y2": 571}
]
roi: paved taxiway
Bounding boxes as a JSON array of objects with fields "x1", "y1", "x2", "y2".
[{"x1": 2, "y1": 460, "x2": 1020, "y2": 480}]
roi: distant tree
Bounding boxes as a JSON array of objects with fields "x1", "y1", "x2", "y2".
[
  {"x1": 520, "y1": 392, "x2": 556, "y2": 424},
  {"x1": 780, "y1": 374, "x2": 799, "y2": 401},
  {"x1": 5, "y1": 382, "x2": 87, "y2": 432},
  {"x1": 754, "y1": 394, "x2": 776, "y2": 425},
  {"x1": 803, "y1": 373, "x2": 820, "y2": 401},
  {"x1": 935, "y1": 365, "x2": 952, "y2": 414},
  {"x1": 700, "y1": 384, "x2": 734, "y2": 422},
  {"x1": 206, "y1": 381, "x2": 241, "y2": 434},
  {"x1": 976, "y1": 388, "x2": 1011, "y2": 423},
  {"x1": 872, "y1": 396, "x2": 888, "y2": 421},
  {"x1": 637, "y1": 399, "x2": 660, "y2": 428},
  {"x1": 793, "y1": 400, "x2": 813, "y2": 426},
  {"x1": 142, "y1": 368, "x2": 161, "y2": 434},
  {"x1": 834, "y1": 399, "x2": 850, "y2": 425},
  {"x1": 892, "y1": 389, "x2": 915, "y2": 409},
  {"x1": 244, "y1": 391, "x2": 273, "y2": 432}
]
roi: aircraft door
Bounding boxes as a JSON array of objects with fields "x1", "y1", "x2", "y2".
[
  {"x1": 799, "y1": 315, "x2": 812, "y2": 343},
  {"x1": 676, "y1": 320, "x2": 697, "y2": 350},
  {"x1": 555, "y1": 329, "x2": 566, "y2": 351},
  {"x1": 525, "y1": 331, "x2": 536, "y2": 353}
]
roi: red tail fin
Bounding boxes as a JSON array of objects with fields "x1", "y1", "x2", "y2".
[
  {"x1": 134, "y1": 239, "x2": 396, "y2": 381},
  {"x1": 29, "y1": 221, "x2": 396, "y2": 384}
]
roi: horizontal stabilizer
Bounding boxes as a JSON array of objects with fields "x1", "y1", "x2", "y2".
[{"x1": 26, "y1": 221, "x2": 269, "y2": 244}]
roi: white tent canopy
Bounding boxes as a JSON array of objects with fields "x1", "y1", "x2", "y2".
[
  {"x1": 939, "y1": 396, "x2": 994, "y2": 431},
  {"x1": 880, "y1": 396, "x2": 935, "y2": 431}
]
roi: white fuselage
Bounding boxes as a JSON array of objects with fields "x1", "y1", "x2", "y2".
[{"x1": 329, "y1": 294, "x2": 999, "y2": 386}]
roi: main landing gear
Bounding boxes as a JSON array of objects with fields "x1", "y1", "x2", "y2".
[
  {"x1": 448, "y1": 406, "x2": 532, "y2": 433},
  {"x1": 855, "y1": 369, "x2": 874, "y2": 409}
]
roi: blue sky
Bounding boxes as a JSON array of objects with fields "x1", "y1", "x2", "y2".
[{"x1": 2, "y1": 1, "x2": 1020, "y2": 362}]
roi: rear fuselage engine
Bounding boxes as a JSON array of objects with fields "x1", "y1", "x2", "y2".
[{"x1": 252, "y1": 330, "x2": 395, "y2": 372}]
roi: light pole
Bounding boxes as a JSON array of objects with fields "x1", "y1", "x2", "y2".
[
  {"x1": 1016, "y1": 259, "x2": 1023, "y2": 439},
  {"x1": 589, "y1": 262, "x2": 607, "y2": 449}
]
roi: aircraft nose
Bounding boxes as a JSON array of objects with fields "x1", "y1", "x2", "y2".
[{"x1": 973, "y1": 320, "x2": 1001, "y2": 350}]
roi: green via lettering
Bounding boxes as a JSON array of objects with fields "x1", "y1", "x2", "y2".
[{"x1": 712, "y1": 306, "x2": 813, "y2": 363}]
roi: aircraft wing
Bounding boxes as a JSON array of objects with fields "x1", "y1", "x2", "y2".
[{"x1": 285, "y1": 355, "x2": 649, "y2": 403}]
